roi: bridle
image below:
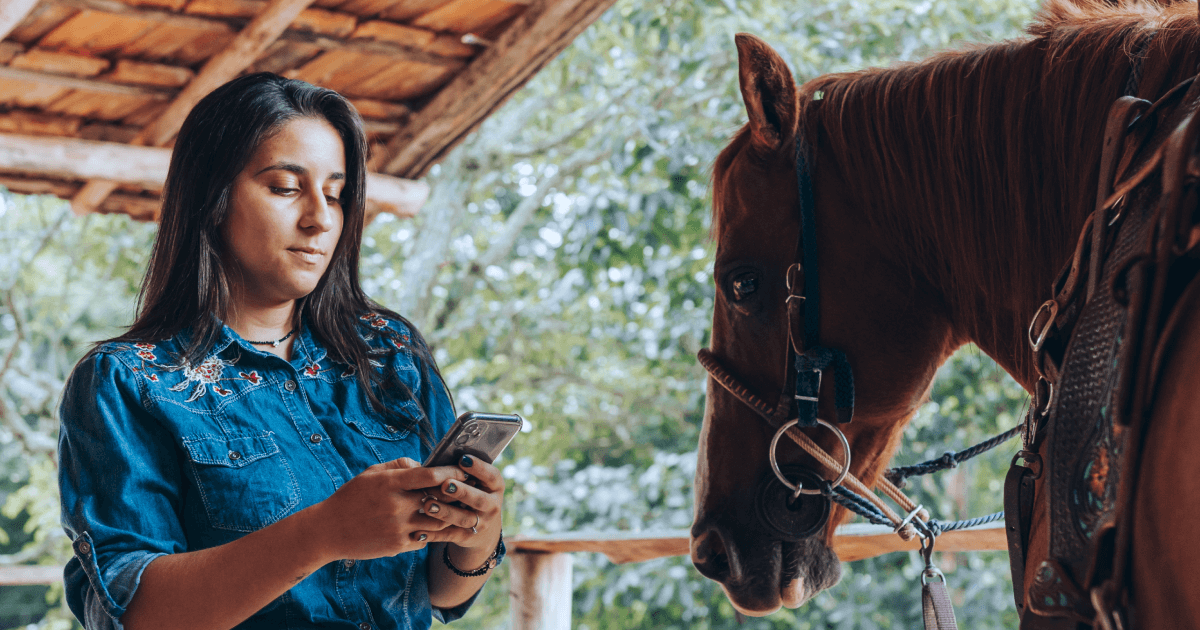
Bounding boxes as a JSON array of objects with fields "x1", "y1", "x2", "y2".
[{"x1": 697, "y1": 133, "x2": 952, "y2": 541}]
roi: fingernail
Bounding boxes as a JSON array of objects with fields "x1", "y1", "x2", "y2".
[
  {"x1": 460, "y1": 455, "x2": 473, "y2": 468},
  {"x1": 428, "y1": 503, "x2": 440, "y2": 514},
  {"x1": 417, "y1": 508, "x2": 425, "y2": 515},
  {"x1": 416, "y1": 533, "x2": 427, "y2": 542},
  {"x1": 447, "y1": 482, "x2": 458, "y2": 494}
]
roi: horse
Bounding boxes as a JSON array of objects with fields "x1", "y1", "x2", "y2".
[{"x1": 691, "y1": 1, "x2": 1200, "y2": 627}]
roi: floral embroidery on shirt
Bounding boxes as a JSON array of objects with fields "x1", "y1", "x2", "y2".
[
  {"x1": 212, "y1": 386, "x2": 233, "y2": 396},
  {"x1": 133, "y1": 343, "x2": 157, "y2": 362},
  {"x1": 389, "y1": 334, "x2": 410, "y2": 351},
  {"x1": 239, "y1": 371, "x2": 262, "y2": 385},
  {"x1": 360, "y1": 313, "x2": 388, "y2": 330},
  {"x1": 166, "y1": 355, "x2": 238, "y2": 403},
  {"x1": 146, "y1": 373, "x2": 159, "y2": 382},
  {"x1": 302, "y1": 362, "x2": 323, "y2": 378},
  {"x1": 340, "y1": 366, "x2": 356, "y2": 378}
]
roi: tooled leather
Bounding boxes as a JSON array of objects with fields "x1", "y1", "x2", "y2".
[{"x1": 1016, "y1": 77, "x2": 1200, "y2": 626}]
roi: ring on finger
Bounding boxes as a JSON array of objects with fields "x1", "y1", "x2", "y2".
[{"x1": 471, "y1": 513, "x2": 480, "y2": 535}]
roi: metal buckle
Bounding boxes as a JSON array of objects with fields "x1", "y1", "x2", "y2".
[
  {"x1": 1034, "y1": 376, "x2": 1055, "y2": 418},
  {"x1": 1028, "y1": 299, "x2": 1059, "y2": 352},
  {"x1": 794, "y1": 367, "x2": 821, "y2": 403},
  {"x1": 768, "y1": 418, "x2": 851, "y2": 496}
]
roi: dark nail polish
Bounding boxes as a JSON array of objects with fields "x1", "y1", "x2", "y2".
[
  {"x1": 460, "y1": 455, "x2": 473, "y2": 468},
  {"x1": 428, "y1": 503, "x2": 440, "y2": 514},
  {"x1": 447, "y1": 482, "x2": 458, "y2": 494}
]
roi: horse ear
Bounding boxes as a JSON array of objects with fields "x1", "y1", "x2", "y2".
[{"x1": 735, "y1": 33, "x2": 799, "y2": 151}]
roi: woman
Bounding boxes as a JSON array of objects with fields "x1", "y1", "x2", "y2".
[{"x1": 57, "y1": 73, "x2": 505, "y2": 630}]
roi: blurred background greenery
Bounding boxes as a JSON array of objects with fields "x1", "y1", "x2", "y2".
[{"x1": 0, "y1": 0, "x2": 1040, "y2": 627}]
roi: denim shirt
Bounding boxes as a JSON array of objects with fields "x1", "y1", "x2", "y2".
[{"x1": 58, "y1": 313, "x2": 487, "y2": 629}]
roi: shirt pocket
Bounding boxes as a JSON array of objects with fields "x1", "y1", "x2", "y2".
[
  {"x1": 182, "y1": 432, "x2": 300, "y2": 533},
  {"x1": 345, "y1": 399, "x2": 423, "y2": 464}
]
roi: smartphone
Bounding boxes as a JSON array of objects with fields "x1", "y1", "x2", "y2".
[{"x1": 422, "y1": 411, "x2": 523, "y2": 468}]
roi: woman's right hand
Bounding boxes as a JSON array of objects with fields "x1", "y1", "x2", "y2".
[{"x1": 306, "y1": 457, "x2": 469, "y2": 561}]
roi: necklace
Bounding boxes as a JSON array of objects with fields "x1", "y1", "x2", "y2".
[{"x1": 246, "y1": 328, "x2": 296, "y2": 347}]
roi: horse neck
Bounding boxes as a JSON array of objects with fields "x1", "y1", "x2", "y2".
[{"x1": 809, "y1": 15, "x2": 1200, "y2": 391}]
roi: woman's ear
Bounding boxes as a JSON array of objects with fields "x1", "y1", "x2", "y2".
[{"x1": 735, "y1": 33, "x2": 799, "y2": 152}]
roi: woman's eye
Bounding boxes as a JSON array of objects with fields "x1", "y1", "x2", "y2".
[
  {"x1": 325, "y1": 195, "x2": 341, "y2": 205},
  {"x1": 270, "y1": 186, "x2": 298, "y2": 196},
  {"x1": 731, "y1": 273, "x2": 759, "y2": 301}
]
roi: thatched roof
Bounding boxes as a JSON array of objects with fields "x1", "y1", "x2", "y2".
[{"x1": 0, "y1": 0, "x2": 616, "y2": 221}]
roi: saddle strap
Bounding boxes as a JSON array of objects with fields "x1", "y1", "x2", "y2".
[
  {"x1": 922, "y1": 579, "x2": 958, "y2": 630},
  {"x1": 1004, "y1": 461, "x2": 1038, "y2": 613}
]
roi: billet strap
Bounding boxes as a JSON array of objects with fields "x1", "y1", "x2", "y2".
[{"x1": 922, "y1": 579, "x2": 958, "y2": 630}]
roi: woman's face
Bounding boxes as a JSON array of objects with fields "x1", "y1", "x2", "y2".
[{"x1": 222, "y1": 116, "x2": 346, "y2": 308}]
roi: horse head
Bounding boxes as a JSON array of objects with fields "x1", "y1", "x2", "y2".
[
  {"x1": 695, "y1": 1, "x2": 1200, "y2": 619},
  {"x1": 691, "y1": 34, "x2": 961, "y2": 615}
]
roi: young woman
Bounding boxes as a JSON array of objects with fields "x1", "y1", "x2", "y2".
[{"x1": 57, "y1": 73, "x2": 505, "y2": 630}]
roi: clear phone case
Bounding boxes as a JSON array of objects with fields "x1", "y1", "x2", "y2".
[{"x1": 422, "y1": 411, "x2": 523, "y2": 467}]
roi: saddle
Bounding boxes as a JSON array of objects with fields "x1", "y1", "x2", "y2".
[{"x1": 1004, "y1": 73, "x2": 1200, "y2": 629}]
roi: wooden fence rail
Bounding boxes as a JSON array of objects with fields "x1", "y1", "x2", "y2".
[{"x1": 0, "y1": 522, "x2": 1006, "y2": 629}]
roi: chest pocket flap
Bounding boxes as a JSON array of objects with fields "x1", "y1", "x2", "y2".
[
  {"x1": 182, "y1": 432, "x2": 299, "y2": 532},
  {"x1": 184, "y1": 433, "x2": 280, "y2": 468}
]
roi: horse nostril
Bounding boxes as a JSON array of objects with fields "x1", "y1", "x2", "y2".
[{"x1": 691, "y1": 527, "x2": 731, "y2": 582}]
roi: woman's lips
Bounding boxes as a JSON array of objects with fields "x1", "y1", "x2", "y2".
[{"x1": 288, "y1": 248, "x2": 325, "y2": 264}]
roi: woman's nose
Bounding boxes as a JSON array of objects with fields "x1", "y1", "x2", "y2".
[{"x1": 302, "y1": 189, "x2": 337, "y2": 232}]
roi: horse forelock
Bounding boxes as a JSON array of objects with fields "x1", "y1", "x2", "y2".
[{"x1": 711, "y1": 0, "x2": 1200, "y2": 382}]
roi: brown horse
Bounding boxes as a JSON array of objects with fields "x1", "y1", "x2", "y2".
[{"x1": 692, "y1": 0, "x2": 1200, "y2": 626}]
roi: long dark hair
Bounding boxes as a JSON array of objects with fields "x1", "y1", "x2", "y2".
[{"x1": 111, "y1": 72, "x2": 442, "y2": 442}]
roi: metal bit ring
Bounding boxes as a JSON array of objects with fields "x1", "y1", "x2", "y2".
[{"x1": 768, "y1": 419, "x2": 852, "y2": 496}]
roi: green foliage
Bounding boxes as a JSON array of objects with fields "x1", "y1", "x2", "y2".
[{"x1": 0, "y1": 0, "x2": 1042, "y2": 628}]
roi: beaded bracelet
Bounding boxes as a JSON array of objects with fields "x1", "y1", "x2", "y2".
[{"x1": 443, "y1": 532, "x2": 505, "y2": 577}]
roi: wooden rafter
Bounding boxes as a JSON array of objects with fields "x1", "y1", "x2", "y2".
[
  {"x1": 70, "y1": 0, "x2": 317, "y2": 215},
  {"x1": 0, "y1": 132, "x2": 430, "y2": 218},
  {"x1": 50, "y1": 0, "x2": 472, "y2": 67},
  {"x1": 377, "y1": 0, "x2": 620, "y2": 179}
]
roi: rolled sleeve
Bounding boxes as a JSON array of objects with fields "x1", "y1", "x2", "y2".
[
  {"x1": 431, "y1": 586, "x2": 483, "y2": 624},
  {"x1": 58, "y1": 351, "x2": 186, "y2": 627}
]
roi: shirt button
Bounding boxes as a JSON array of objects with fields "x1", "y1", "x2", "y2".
[
  {"x1": 385, "y1": 425, "x2": 398, "y2": 433},
  {"x1": 284, "y1": 380, "x2": 297, "y2": 392},
  {"x1": 228, "y1": 451, "x2": 242, "y2": 461},
  {"x1": 310, "y1": 434, "x2": 323, "y2": 444},
  {"x1": 343, "y1": 559, "x2": 355, "y2": 569},
  {"x1": 358, "y1": 623, "x2": 371, "y2": 630},
  {"x1": 77, "y1": 541, "x2": 91, "y2": 556}
]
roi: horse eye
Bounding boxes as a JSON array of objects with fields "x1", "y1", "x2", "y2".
[{"x1": 732, "y1": 274, "x2": 759, "y2": 301}]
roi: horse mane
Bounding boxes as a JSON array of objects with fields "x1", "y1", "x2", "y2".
[{"x1": 714, "y1": 0, "x2": 1200, "y2": 378}]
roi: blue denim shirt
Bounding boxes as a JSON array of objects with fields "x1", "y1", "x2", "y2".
[{"x1": 58, "y1": 313, "x2": 487, "y2": 629}]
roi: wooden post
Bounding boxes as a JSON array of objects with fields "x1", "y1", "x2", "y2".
[{"x1": 509, "y1": 551, "x2": 572, "y2": 630}]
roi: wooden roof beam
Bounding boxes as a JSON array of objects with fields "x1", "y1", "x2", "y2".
[
  {"x1": 50, "y1": 0, "x2": 471, "y2": 67},
  {"x1": 0, "y1": 132, "x2": 430, "y2": 218},
  {"x1": 70, "y1": 0, "x2": 317, "y2": 215},
  {"x1": 377, "y1": 0, "x2": 620, "y2": 179}
]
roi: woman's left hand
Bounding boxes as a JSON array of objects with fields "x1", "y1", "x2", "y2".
[{"x1": 415, "y1": 454, "x2": 503, "y2": 549}]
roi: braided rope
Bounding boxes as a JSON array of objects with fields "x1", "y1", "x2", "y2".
[
  {"x1": 927, "y1": 511, "x2": 1006, "y2": 536},
  {"x1": 884, "y1": 425, "x2": 1023, "y2": 488}
]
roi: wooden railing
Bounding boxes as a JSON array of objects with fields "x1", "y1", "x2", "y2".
[
  {"x1": 507, "y1": 522, "x2": 1006, "y2": 630},
  {"x1": 0, "y1": 522, "x2": 1006, "y2": 629}
]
